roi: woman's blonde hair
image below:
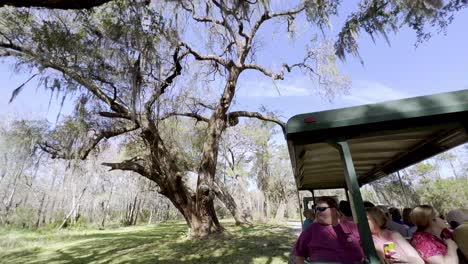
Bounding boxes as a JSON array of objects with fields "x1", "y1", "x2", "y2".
[
  {"x1": 366, "y1": 207, "x2": 388, "y2": 229},
  {"x1": 411, "y1": 205, "x2": 435, "y2": 230}
]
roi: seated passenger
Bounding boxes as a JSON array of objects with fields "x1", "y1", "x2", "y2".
[
  {"x1": 294, "y1": 196, "x2": 364, "y2": 264},
  {"x1": 339, "y1": 200, "x2": 353, "y2": 222},
  {"x1": 447, "y1": 209, "x2": 468, "y2": 260},
  {"x1": 366, "y1": 207, "x2": 424, "y2": 264},
  {"x1": 302, "y1": 209, "x2": 315, "y2": 229},
  {"x1": 389, "y1": 207, "x2": 405, "y2": 225},
  {"x1": 378, "y1": 205, "x2": 409, "y2": 237},
  {"x1": 447, "y1": 209, "x2": 467, "y2": 229},
  {"x1": 410, "y1": 205, "x2": 459, "y2": 264},
  {"x1": 403, "y1": 207, "x2": 417, "y2": 238}
]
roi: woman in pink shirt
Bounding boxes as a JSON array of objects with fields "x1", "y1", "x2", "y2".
[
  {"x1": 410, "y1": 205, "x2": 459, "y2": 264},
  {"x1": 366, "y1": 207, "x2": 424, "y2": 263}
]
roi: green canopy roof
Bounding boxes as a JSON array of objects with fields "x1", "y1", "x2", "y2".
[{"x1": 286, "y1": 89, "x2": 468, "y2": 190}]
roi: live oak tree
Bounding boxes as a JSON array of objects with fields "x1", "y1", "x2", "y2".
[{"x1": 1, "y1": 0, "x2": 466, "y2": 238}]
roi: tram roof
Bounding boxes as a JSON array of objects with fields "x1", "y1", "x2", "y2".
[{"x1": 286, "y1": 89, "x2": 468, "y2": 190}]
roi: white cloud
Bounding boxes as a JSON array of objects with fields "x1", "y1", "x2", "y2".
[
  {"x1": 237, "y1": 78, "x2": 313, "y2": 98},
  {"x1": 343, "y1": 80, "x2": 413, "y2": 105},
  {"x1": 237, "y1": 78, "x2": 412, "y2": 107}
]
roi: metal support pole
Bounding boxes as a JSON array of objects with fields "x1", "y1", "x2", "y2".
[
  {"x1": 296, "y1": 187, "x2": 304, "y2": 231},
  {"x1": 345, "y1": 187, "x2": 350, "y2": 202},
  {"x1": 331, "y1": 140, "x2": 380, "y2": 264},
  {"x1": 396, "y1": 171, "x2": 409, "y2": 207},
  {"x1": 311, "y1": 189, "x2": 316, "y2": 208}
]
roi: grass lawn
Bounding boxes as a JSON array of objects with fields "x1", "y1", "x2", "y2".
[{"x1": 0, "y1": 221, "x2": 298, "y2": 264}]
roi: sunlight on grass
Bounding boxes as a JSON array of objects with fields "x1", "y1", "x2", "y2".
[{"x1": 0, "y1": 220, "x2": 298, "y2": 263}]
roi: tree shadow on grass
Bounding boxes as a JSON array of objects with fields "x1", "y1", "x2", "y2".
[{"x1": 0, "y1": 222, "x2": 296, "y2": 264}]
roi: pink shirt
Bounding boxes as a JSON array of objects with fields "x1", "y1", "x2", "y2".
[
  {"x1": 410, "y1": 231, "x2": 447, "y2": 262},
  {"x1": 294, "y1": 220, "x2": 364, "y2": 263}
]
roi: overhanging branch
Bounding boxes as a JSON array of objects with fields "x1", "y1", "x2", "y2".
[
  {"x1": 102, "y1": 158, "x2": 150, "y2": 177},
  {"x1": 239, "y1": 3, "x2": 305, "y2": 63},
  {"x1": 145, "y1": 47, "x2": 186, "y2": 120},
  {"x1": 0, "y1": 42, "x2": 131, "y2": 118},
  {"x1": 180, "y1": 42, "x2": 228, "y2": 66},
  {"x1": 160, "y1": 112, "x2": 209, "y2": 123},
  {"x1": 227, "y1": 111, "x2": 286, "y2": 134},
  {"x1": 243, "y1": 63, "x2": 285, "y2": 80},
  {"x1": 39, "y1": 124, "x2": 139, "y2": 160}
]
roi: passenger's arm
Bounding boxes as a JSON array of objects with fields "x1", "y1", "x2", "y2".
[
  {"x1": 392, "y1": 232, "x2": 424, "y2": 264},
  {"x1": 295, "y1": 256, "x2": 305, "y2": 264},
  {"x1": 426, "y1": 239, "x2": 458, "y2": 264},
  {"x1": 374, "y1": 248, "x2": 386, "y2": 264}
]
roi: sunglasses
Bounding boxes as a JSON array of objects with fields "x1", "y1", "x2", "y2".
[{"x1": 315, "y1": 207, "x2": 331, "y2": 212}]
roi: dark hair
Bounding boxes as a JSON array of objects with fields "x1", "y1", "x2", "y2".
[
  {"x1": 389, "y1": 207, "x2": 402, "y2": 222},
  {"x1": 316, "y1": 196, "x2": 338, "y2": 209},
  {"x1": 339, "y1": 200, "x2": 352, "y2": 217},
  {"x1": 363, "y1": 201, "x2": 375, "y2": 208},
  {"x1": 402, "y1": 208, "x2": 413, "y2": 226}
]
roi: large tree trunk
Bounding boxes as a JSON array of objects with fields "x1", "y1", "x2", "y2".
[
  {"x1": 213, "y1": 182, "x2": 251, "y2": 225},
  {"x1": 132, "y1": 197, "x2": 142, "y2": 225},
  {"x1": 58, "y1": 185, "x2": 87, "y2": 229},
  {"x1": 124, "y1": 194, "x2": 138, "y2": 226},
  {"x1": 162, "y1": 180, "x2": 222, "y2": 238},
  {"x1": 148, "y1": 205, "x2": 154, "y2": 225},
  {"x1": 123, "y1": 66, "x2": 241, "y2": 239},
  {"x1": 1, "y1": 170, "x2": 20, "y2": 224},
  {"x1": 101, "y1": 186, "x2": 114, "y2": 228},
  {"x1": 191, "y1": 66, "x2": 239, "y2": 237},
  {"x1": 35, "y1": 193, "x2": 47, "y2": 228},
  {"x1": 263, "y1": 195, "x2": 269, "y2": 221},
  {"x1": 275, "y1": 199, "x2": 286, "y2": 222},
  {"x1": 149, "y1": 66, "x2": 239, "y2": 238}
]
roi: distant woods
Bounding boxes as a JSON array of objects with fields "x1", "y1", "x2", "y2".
[
  {"x1": 0, "y1": 118, "x2": 300, "y2": 229},
  {"x1": 1, "y1": 117, "x2": 467, "y2": 229}
]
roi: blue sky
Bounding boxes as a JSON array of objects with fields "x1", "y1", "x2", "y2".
[
  {"x1": 232, "y1": 3, "x2": 468, "y2": 120},
  {"x1": 1, "y1": 2, "x2": 467, "y2": 124}
]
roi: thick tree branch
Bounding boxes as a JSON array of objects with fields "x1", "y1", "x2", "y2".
[
  {"x1": 98, "y1": 111, "x2": 130, "y2": 119},
  {"x1": 196, "y1": 102, "x2": 216, "y2": 110},
  {"x1": 39, "y1": 124, "x2": 139, "y2": 160},
  {"x1": 0, "y1": 42, "x2": 131, "y2": 118},
  {"x1": 250, "y1": 4, "x2": 306, "y2": 39},
  {"x1": 0, "y1": 0, "x2": 112, "y2": 9},
  {"x1": 227, "y1": 111, "x2": 286, "y2": 134},
  {"x1": 209, "y1": 0, "x2": 242, "y2": 41},
  {"x1": 243, "y1": 63, "x2": 284, "y2": 80},
  {"x1": 192, "y1": 16, "x2": 224, "y2": 26},
  {"x1": 145, "y1": 47, "x2": 185, "y2": 121},
  {"x1": 227, "y1": 147, "x2": 235, "y2": 170},
  {"x1": 219, "y1": 41, "x2": 236, "y2": 57},
  {"x1": 180, "y1": 42, "x2": 228, "y2": 66},
  {"x1": 239, "y1": 3, "x2": 305, "y2": 63},
  {"x1": 50, "y1": 63, "x2": 131, "y2": 117},
  {"x1": 160, "y1": 112, "x2": 209, "y2": 123},
  {"x1": 102, "y1": 158, "x2": 150, "y2": 178}
]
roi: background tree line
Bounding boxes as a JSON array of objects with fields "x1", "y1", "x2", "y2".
[
  {"x1": 1, "y1": 113, "x2": 466, "y2": 230},
  {"x1": 0, "y1": 116, "x2": 300, "y2": 229},
  {"x1": 361, "y1": 145, "x2": 468, "y2": 215}
]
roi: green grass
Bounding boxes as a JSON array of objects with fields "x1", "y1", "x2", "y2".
[{"x1": 0, "y1": 220, "x2": 297, "y2": 264}]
